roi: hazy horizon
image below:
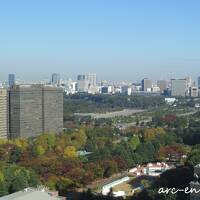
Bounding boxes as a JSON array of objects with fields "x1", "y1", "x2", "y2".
[{"x1": 1, "y1": 0, "x2": 200, "y2": 82}]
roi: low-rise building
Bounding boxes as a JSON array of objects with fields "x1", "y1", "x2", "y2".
[
  {"x1": 0, "y1": 187, "x2": 66, "y2": 200},
  {"x1": 190, "y1": 87, "x2": 199, "y2": 97}
]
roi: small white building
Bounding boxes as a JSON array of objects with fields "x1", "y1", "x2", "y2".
[
  {"x1": 165, "y1": 98, "x2": 176, "y2": 105},
  {"x1": 102, "y1": 176, "x2": 130, "y2": 196},
  {"x1": 0, "y1": 187, "x2": 65, "y2": 200}
]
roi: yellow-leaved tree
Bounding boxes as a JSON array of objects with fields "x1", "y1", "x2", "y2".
[{"x1": 63, "y1": 146, "x2": 77, "y2": 159}]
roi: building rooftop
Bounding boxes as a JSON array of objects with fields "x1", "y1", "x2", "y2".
[{"x1": 0, "y1": 188, "x2": 63, "y2": 200}]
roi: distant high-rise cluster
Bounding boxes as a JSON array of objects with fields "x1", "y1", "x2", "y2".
[
  {"x1": 60, "y1": 73, "x2": 199, "y2": 97},
  {"x1": 0, "y1": 72, "x2": 200, "y2": 139},
  {"x1": 77, "y1": 73, "x2": 97, "y2": 93},
  {"x1": 171, "y1": 77, "x2": 199, "y2": 97},
  {"x1": 1, "y1": 73, "x2": 200, "y2": 98}
]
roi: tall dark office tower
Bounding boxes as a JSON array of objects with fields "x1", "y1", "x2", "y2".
[
  {"x1": 198, "y1": 76, "x2": 200, "y2": 89},
  {"x1": 9, "y1": 84, "x2": 63, "y2": 138},
  {"x1": 8, "y1": 74, "x2": 15, "y2": 87},
  {"x1": 51, "y1": 73, "x2": 60, "y2": 86},
  {"x1": 141, "y1": 78, "x2": 152, "y2": 92}
]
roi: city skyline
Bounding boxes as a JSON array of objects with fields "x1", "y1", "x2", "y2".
[
  {"x1": 1, "y1": 0, "x2": 200, "y2": 81},
  {"x1": 0, "y1": 72, "x2": 199, "y2": 85}
]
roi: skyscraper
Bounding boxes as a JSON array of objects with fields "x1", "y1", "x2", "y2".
[
  {"x1": 77, "y1": 75, "x2": 89, "y2": 92},
  {"x1": 171, "y1": 79, "x2": 187, "y2": 97},
  {"x1": 0, "y1": 89, "x2": 8, "y2": 138},
  {"x1": 9, "y1": 84, "x2": 63, "y2": 138},
  {"x1": 51, "y1": 73, "x2": 60, "y2": 86},
  {"x1": 141, "y1": 78, "x2": 152, "y2": 92},
  {"x1": 43, "y1": 86, "x2": 63, "y2": 134},
  {"x1": 8, "y1": 74, "x2": 15, "y2": 87},
  {"x1": 157, "y1": 80, "x2": 168, "y2": 93},
  {"x1": 87, "y1": 73, "x2": 97, "y2": 87},
  {"x1": 198, "y1": 76, "x2": 200, "y2": 89},
  {"x1": 87, "y1": 73, "x2": 97, "y2": 94},
  {"x1": 185, "y1": 76, "x2": 192, "y2": 88},
  {"x1": 189, "y1": 86, "x2": 198, "y2": 97}
]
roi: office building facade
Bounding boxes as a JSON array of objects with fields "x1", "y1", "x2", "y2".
[
  {"x1": 43, "y1": 86, "x2": 63, "y2": 134},
  {"x1": 51, "y1": 73, "x2": 60, "y2": 86},
  {"x1": 157, "y1": 80, "x2": 168, "y2": 93},
  {"x1": 0, "y1": 89, "x2": 9, "y2": 138},
  {"x1": 8, "y1": 74, "x2": 15, "y2": 87},
  {"x1": 87, "y1": 73, "x2": 97, "y2": 87},
  {"x1": 9, "y1": 85, "x2": 63, "y2": 138},
  {"x1": 171, "y1": 79, "x2": 187, "y2": 97},
  {"x1": 141, "y1": 78, "x2": 152, "y2": 92},
  {"x1": 77, "y1": 75, "x2": 89, "y2": 92},
  {"x1": 198, "y1": 76, "x2": 200, "y2": 89},
  {"x1": 190, "y1": 86, "x2": 199, "y2": 97}
]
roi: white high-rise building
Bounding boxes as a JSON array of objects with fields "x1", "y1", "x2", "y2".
[
  {"x1": 87, "y1": 73, "x2": 96, "y2": 87},
  {"x1": 77, "y1": 75, "x2": 89, "y2": 92},
  {"x1": 77, "y1": 73, "x2": 97, "y2": 93},
  {"x1": 87, "y1": 73, "x2": 97, "y2": 94},
  {"x1": 171, "y1": 79, "x2": 187, "y2": 97},
  {"x1": 186, "y1": 76, "x2": 192, "y2": 88},
  {"x1": 190, "y1": 86, "x2": 199, "y2": 97}
]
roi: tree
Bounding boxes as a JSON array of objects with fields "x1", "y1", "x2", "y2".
[
  {"x1": 10, "y1": 175, "x2": 28, "y2": 193},
  {"x1": 187, "y1": 149, "x2": 200, "y2": 166},
  {"x1": 136, "y1": 142, "x2": 156, "y2": 163},
  {"x1": 143, "y1": 128, "x2": 165, "y2": 141},
  {"x1": 46, "y1": 176, "x2": 59, "y2": 190},
  {"x1": 10, "y1": 147, "x2": 22, "y2": 163},
  {"x1": 13, "y1": 138, "x2": 28, "y2": 151},
  {"x1": 63, "y1": 146, "x2": 77, "y2": 159},
  {"x1": 34, "y1": 133, "x2": 56, "y2": 152},
  {"x1": 73, "y1": 128, "x2": 87, "y2": 149},
  {"x1": 46, "y1": 134, "x2": 56, "y2": 150},
  {"x1": 2, "y1": 165, "x2": 40, "y2": 194},
  {"x1": 0, "y1": 181, "x2": 8, "y2": 197},
  {"x1": 129, "y1": 135, "x2": 140, "y2": 150},
  {"x1": 33, "y1": 145, "x2": 45, "y2": 156},
  {"x1": 102, "y1": 160, "x2": 118, "y2": 178},
  {"x1": 56, "y1": 177, "x2": 74, "y2": 193},
  {"x1": 141, "y1": 179, "x2": 151, "y2": 188}
]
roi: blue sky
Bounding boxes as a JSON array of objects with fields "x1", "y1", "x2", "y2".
[{"x1": 1, "y1": 0, "x2": 200, "y2": 82}]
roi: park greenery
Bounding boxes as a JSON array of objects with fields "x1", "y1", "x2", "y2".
[
  {"x1": 0, "y1": 95, "x2": 200, "y2": 200},
  {"x1": 63, "y1": 94, "x2": 165, "y2": 121}
]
